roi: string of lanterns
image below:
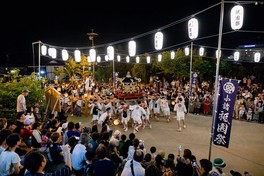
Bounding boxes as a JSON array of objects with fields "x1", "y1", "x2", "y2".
[{"x1": 39, "y1": 4, "x2": 262, "y2": 64}]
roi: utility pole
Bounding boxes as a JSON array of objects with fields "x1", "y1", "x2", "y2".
[{"x1": 87, "y1": 29, "x2": 98, "y2": 80}]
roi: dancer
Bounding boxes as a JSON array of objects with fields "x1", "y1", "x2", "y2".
[{"x1": 174, "y1": 97, "x2": 187, "y2": 132}]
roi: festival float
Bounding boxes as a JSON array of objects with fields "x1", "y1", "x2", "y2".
[{"x1": 114, "y1": 71, "x2": 144, "y2": 99}]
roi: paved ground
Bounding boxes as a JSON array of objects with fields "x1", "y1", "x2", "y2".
[{"x1": 69, "y1": 113, "x2": 264, "y2": 176}]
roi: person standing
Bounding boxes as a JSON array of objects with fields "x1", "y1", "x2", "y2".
[
  {"x1": 17, "y1": 89, "x2": 30, "y2": 116},
  {"x1": 174, "y1": 98, "x2": 187, "y2": 132}
]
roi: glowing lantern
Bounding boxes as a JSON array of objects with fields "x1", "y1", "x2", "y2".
[
  {"x1": 89, "y1": 48, "x2": 96, "y2": 62},
  {"x1": 62, "y1": 49, "x2": 68, "y2": 61},
  {"x1": 128, "y1": 41, "x2": 136, "y2": 57},
  {"x1": 254, "y1": 52, "x2": 261, "y2": 62},
  {"x1": 154, "y1": 32, "x2": 163, "y2": 50},
  {"x1": 170, "y1": 51, "x2": 175, "y2": 59},
  {"x1": 188, "y1": 18, "x2": 199, "y2": 39},
  {"x1": 231, "y1": 5, "x2": 244, "y2": 30},
  {"x1": 74, "y1": 50, "x2": 81, "y2": 62},
  {"x1": 185, "y1": 47, "x2": 190, "y2": 56},
  {"x1": 117, "y1": 55, "x2": 121, "y2": 62},
  {"x1": 97, "y1": 56, "x2": 101, "y2": 62},
  {"x1": 158, "y1": 54, "x2": 162, "y2": 62},
  {"x1": 48, "y1": 48, "x2": 57, "y2": 58},
  {"x1": 41, "y1": 45, "x2": 47, "y2": 55},
  {"x1": 136, "y1": 56, "x2": 140, "y2": 63},
  {"x1": 234, "y1": 51, "x2": 240, "y2": 61},
  {"x1": 126, "y1": 56, "x2": 130, "y2": 63},
  {"x1": 105, "y1": 55, "x2": 109, "y2": 61},
  {"x1": 146, "y1": 56, "x2": 150, "y2": 63},
  {"x1": 107, "y1": 46, "x2": 114, "y2": 60},
  {"x1": 113, "y1": 119, "x2": 120, "y2": 126},
  {"x1": 199, "y1": 47, "x2": 204, "y2": 56},
  {"x1": 87, "y1": 56, "x2": 91, "y2": 62}
]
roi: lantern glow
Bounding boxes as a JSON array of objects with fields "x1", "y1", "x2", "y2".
[
  {"x1": 147, "y1": 56, "x2": 150, "y2": 63},
  {"x1": 199, "y1": 47, "x2": 204, "y2": 56},
  {"x1": 234, "y1": 51, "x2": 240, "y2": 61},
  {"x1": 158, "y1": 54, "x2": 162, "y2": 62},
  {"x1": 97, "y1": 56, "x2": 101, "y2": 62},
  {"x1": 41, "y1": 45, "x2": 47, "y2": 55},
  {"x1": 89, "y1": 48, "x2": 96, "y2": 62},
  {"x1": 117, "y1": 55, "x2": 121, "y2": 62},
  {"x1": 231, "y1": 5, "x2": 244, "y2": 30},
  {"x1": 188, "y1": 18, "x2": 199, "y2": 39},
  {"x1": 62, "y1": 49, "x2": 68, "y2": 61},
  {"x1": 126, "y1": 56, "x2": 130, "y2": 63},
  {"x1": 136, "y1": 56, "x2": 140, "y2": 63},
  {"x1": 170, "y1": 51, "x2": 175, "y2": 59},
  {"x1": 254, "y1": 52, "x2": 261, "y2": 62},
  {"x1": 185, "y1": 47, "x2": 190, "y2": 56},
  {"x1": 48, "y1": 48, "x2": 57, "y2": 59},
  {"x1": 128, "y1": 41, "x2": 136, "y2": 57},
  {"x1": 74, "y1": 50, "x2": 81, "y2": 62},
  {"x1": 154, "y1": 32, "x2": 163, "y2": 50},
  {"x1": 107, "y1": 46, "x2": 114, "y2": 60}
]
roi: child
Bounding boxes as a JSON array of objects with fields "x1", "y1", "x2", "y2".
[
  {"x1": 239, "y1": 104, "x2": 246, "y2": 121},
  {"x1": 247, "y1": 107, "x2": 253, "y2": 121}
]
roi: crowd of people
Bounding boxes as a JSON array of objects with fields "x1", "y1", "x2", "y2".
[{"x1": 0, "y1": 75, "x2": 262, "y2": 176}]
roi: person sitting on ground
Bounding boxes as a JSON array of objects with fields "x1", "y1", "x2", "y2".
[
  {"x1": 0, "y1": 133, "x2": 24, "y2": 175},
  {"x1": 121, "y1": 149, "x2": 145, "y2": 176},
  {"x1": 24, "y1": 150, "x2": 71, "y2": 176}
]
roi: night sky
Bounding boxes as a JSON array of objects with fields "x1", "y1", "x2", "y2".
[{"x1": 1, "y1": 1, "x2": 263, "y2": 67}]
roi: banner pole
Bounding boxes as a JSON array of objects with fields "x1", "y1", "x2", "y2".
[{"x1": 209, "y1": 0, "x2": 225, "y2": 161}]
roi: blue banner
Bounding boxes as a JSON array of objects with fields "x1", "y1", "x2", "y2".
[
  {"x1": 189, "y1": 72, "x2": 198, "y2": 95},
  {"x1": 213, "y1": 78, "x2": 239, "y2": 148}
]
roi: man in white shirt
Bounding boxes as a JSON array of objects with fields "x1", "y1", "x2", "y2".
[
  {"x1": 121, "y1": 149, "x2": 145, "y2": 176},
  {"x1": 16, "y1": 89, "x2": 30, "y2": 115},
  {"x1": 130, "y1": 101, "x2": 146, "y2": 134},
  {"x1": 174, "y1": 97, "x2": 187, "y2": 132}
]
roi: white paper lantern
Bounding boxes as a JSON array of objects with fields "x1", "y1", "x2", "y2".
[
  {"x1": 48, "y1": 48, "x2": 57, "y2": 59},
  {"x1": 74, "y1": 50, "x2": 81, "y2": 62},
  {"x1": 107, "y1": 46, "x2": 114, "y2": 60},
  {"x1": 89, "y1": 48, "x2": 96, "y2": 62},
  {"x1": 128, "y1": 41, "x2": 136, "y2": 57},
  {"x1": 234, "y1": 51, "x2": 240, "y2": 61},
  {"x1": 158, "y1": 54, "x2": 162, "y2": 62},
  {"x1": 231, "y1": 5, "x2": 244, "y2": 30},
  {"x1": 254, "y1": 52, "x2": 261, "y2": 62},
  {"x1": 97, "y1": 56, "x2": 101, "y2": 62},
  {"x1": 154, "y1": 32, "x2": 163, "y2": 50},
  {"x1": 87, "y1": 56, "x2": 91, "y2": 62},
  {"x1": 105, "y1": 55, "x2": 109, "y2": 61},
  {"x1": 147, "y1": 56, "x2": 151, "y2": 63},
  {"x1": 188, "y1": 18, "x2": 199, "y2": 39},
  {"x1": 199, "y1": 47, "x2": 204, "y2": 56},
  {"x1": 41, "y1": 45, "x2": 47, "y2": 55},
  {"x1": 170, "y1": 51, "x2": 175, "y2": 59},
  {"x1": 62, "y1": 49, "x2": 68, "y2": 61},
  {"x1": 126, "y1": 56, "x2": 130, "y2": 63},
  {"x1": 136, "y1": 56, "x2": 140, "y2": 63},
  {"x1": 185, "y1": 47, "x2": 190, "y2": 56},
  {"x1": 117, "y1": 55, "x2": 121, "y2": 62}
]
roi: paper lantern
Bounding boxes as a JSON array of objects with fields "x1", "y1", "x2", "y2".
[
  {"x1": 136, "y1": 56, "x2": 140, "y2": 63},
  {"x1": 154, "y1": 32, "x2": 163, "y2": 50},
  {"x1": 74, "y1": 50, "x2": 81, "y2": 62},
  {"x1": 147, "y1": 56, "x2": 151, "y2": 63},
  {"x1": 41, "y1": 45, "x2": 47, "y2": 55},
  {"x1": 185, "y1": 47, "x2": 190, "y2": 56},
  {"x1": 170, "y1": 51, "x2": 175, "y2": 59},
  {"x1": 254, "y1": 52, "x2": 261, "y2": 62},
  {"x1": 89, "y1": 48, "x2": 96, "y2": 62},
  {"x1": 158, "y1": 54, "x2": 162, "y2": 62},
  {"x1": 117, "y1": 55, "x2": 121, "y2": 62},
  {"x1": 199, "y1": 47, "x2": 204, "y2": 56},
  {"x1": 188, "y1": 18, "x2": 199, "y2": 39},
  {"x1": 231, "y1": 5, "x2": 244, "y2": 30},
  {"x1": 107, "y1": 46, "x2": 114, "y2": 60},
  {"x1": 128, "y1": 41, "x2": 136, "y2": 57},
  {"x1": 234, "y1": 51, "x2": 240, "y2": 61},
  {"x1": 97, "y1": 56, "x2": 101, "y2": 62},
  {"x1": 62, "y1": 49, "x2": 68, "y2": 61},
  {"x1": 126, "y1": 56, "x2": 130, "y2": 63},
  {"x1": 105, "y1": 55, "x2": 109, "y2": 61},
  {"x1": 48, "y1": 48, "x2": 57, "y2": 59}
]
